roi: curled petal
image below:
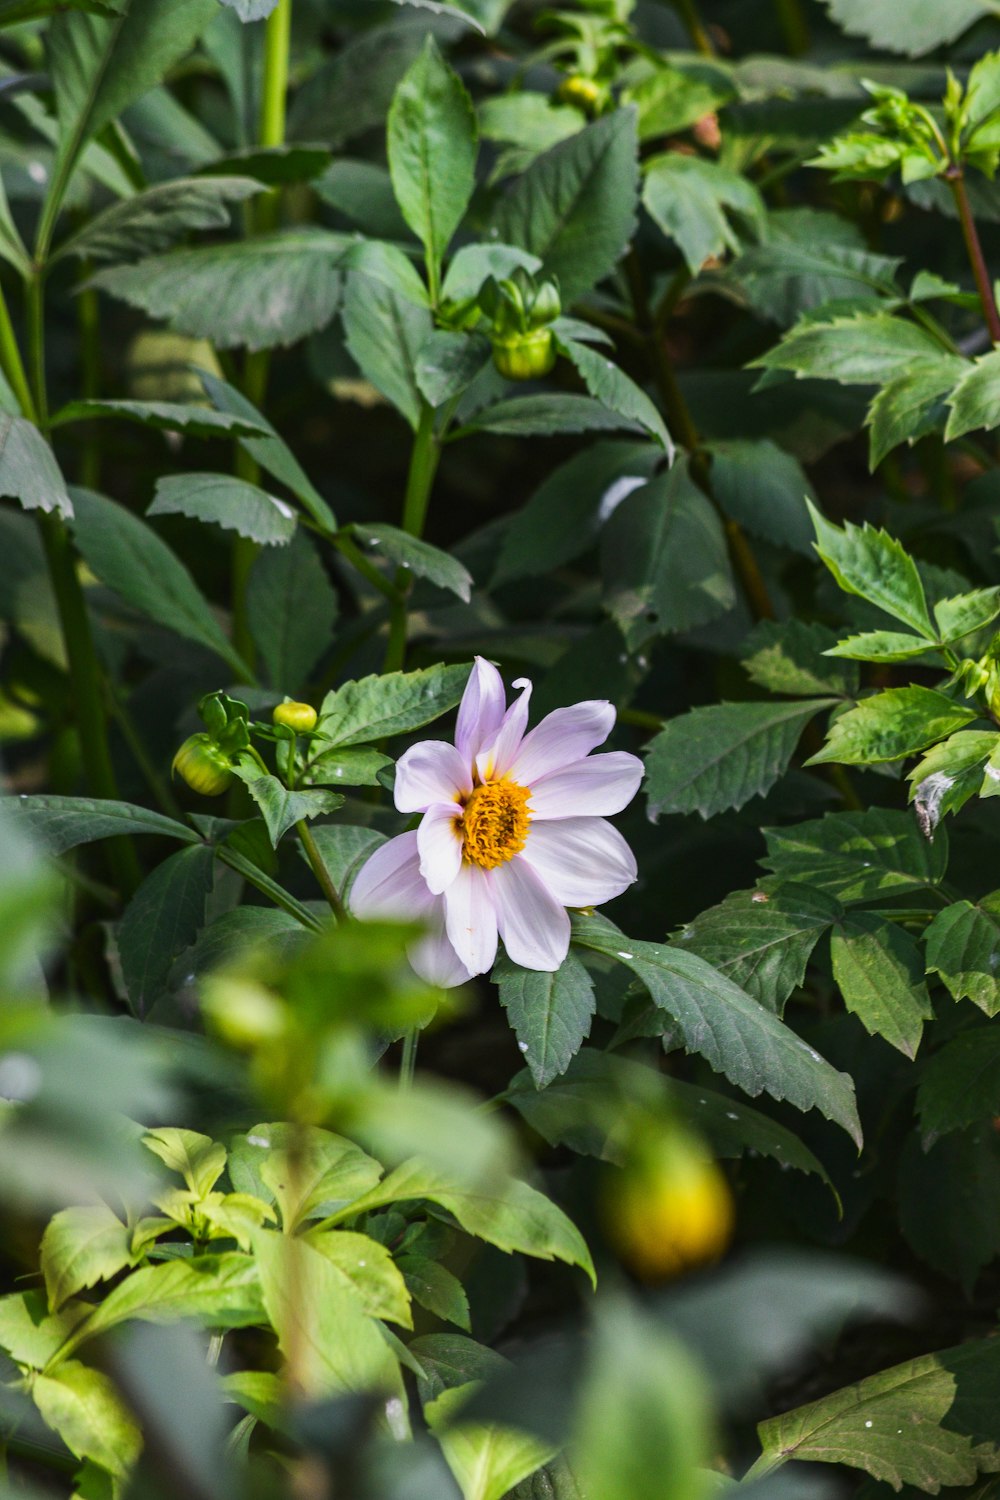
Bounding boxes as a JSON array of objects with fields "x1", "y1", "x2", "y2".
[
  {"x1": 443, "y1": 862, "x2": 498, "y2": 976},
  {"x1": 350, "y1": 831, "x2": 435, "y2": 917},
  {"x1": 417, "y1": 802, "x2": 464, "y2": 895},
  {"x1": 456, "y1": 657, "x2": 507, "y2": 763},
  {"x1": 491, "y1": 858, "x2": 570, "y2": 971},
  {"x1": 529, "y1": 751, "x2": 644, "y2": 820},
  {"x1": 520, "y1": 817, "x2": 637, "y2": 907},
  {"x1": 477, "y1": 677, "x2": 532, "y2": 782},
  {"x1": 394, "y1": 740, "x2": 471, "y2": 814},
  {"x1": 508, "y1": 700, "x2": 615, "y2": 787}
]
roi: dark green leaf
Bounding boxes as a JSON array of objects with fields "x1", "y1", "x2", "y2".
[
  {"x1": 761, "y1": 808, "x2": 949, "y2": 903},
  {"x1": 707, "y1": 439, "x2": 815, "y2": 553},
  {"x1": 348, "y1": 522, "x2": 473, "y2": 602},
  {"x1": 869, "y1": 359, "x2": 966, "y2": 468},
  {"x1": 149, "y1": 473, "x2": 296, "y2": 546},
  {"x1": 917, "y1": 1027, "x2": 1000, "y2": 1137},
  {"x1": 50, "y1": 398, "x2": 270, "y2": 439},
  {"x1": 0, "y1": 416, "x2": 72, "y2": 518},
  {"x1": 898, "y1": 1129, "x2": 1000, "y2": 1294},
  {"x1": 925, "y1": 893, "x2": 1000, "y2": 1017},
  {"x1": 806, "y1": 688, "x2": 976, "y2": 767},
  {"x1": 52, "y1": 175, "x2": 261, "y2": 264},
  {"x1": 830, "y1": 912, "x2": 932, "y2": 1058},
  {"x1": 118, "y1": 843, "x2": 215, "y2": 1017},
  {"x1": 398, "y1": 1255, "x2": 470, "y2": 1331},
  {"x1": 753, "y1": 313, "x2": 945, "y2": 387},
  {"x1": 741, "y1": 619, "x2": 858, "y2": 698},
  {"x1": 341, "y1": 271, "x2": 433, "y2": 429},
  {"x1": 414, "y1": 330, "x2": 491, "y2": 408},
  {"x1": 230, "y1": 768, "x2": 344, "y2": 848},
  {"x1": 494, "y1": 950, "x2": 596, "y2": 1088},
  {"x1": 556, "y1": 337, "x2": 670, "y2": 450},
  {"x1": 246, "y1": 528, "x2": 339, "y2": 693},
  {"x1": 5, "y1": 795, "x2": 198, "y2": 853},
  {"x1": 459, "y1": 393, "x2": 649, "y2": 439},
  {"x1": 300, "y1": 825, "x2": 387, "y2": 902},
  {"x1": 643, "y1": 153, "x2": 764, "y2": 273},
  {"x1": 728, "y1": 233, "x2": 902, "y2": 327}
]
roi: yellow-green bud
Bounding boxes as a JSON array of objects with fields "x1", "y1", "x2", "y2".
[
  {"x1": 604, "y1": 1128, "x2": 733, "y2": 1282},
  {"x1": 172, "y1": 733, "x2": 234, "y2": 797},
  {"x1": 491, "y1": 327, "x2": 557, "y2": 382},
  {"x1": 201, "y1": 975, "x2": 287, "y2": 1049},
  {"x1": 273, "y1": 700, "x2": 318, "y2": 733},
  {"x1": 556, "y1": 74, "x2": 610, "y2": 117}
]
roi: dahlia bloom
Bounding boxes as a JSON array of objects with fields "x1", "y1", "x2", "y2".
[{"x1": 350, "y1": 657, "x2": 643, "y2": 986}]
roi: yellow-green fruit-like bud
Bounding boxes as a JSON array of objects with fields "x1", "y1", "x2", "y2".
[
  {"x1": 556, "y1": 74, "x2": 610, "y2": 116},
  {"x1": 491, "y1": 327, "x2": 556, "y2": 381},
  {"x1": 605, "y1": 1130, "x2": 733, "y2": 1282},
  {"x1": 273, "y1": 700, "x2": 318, "y2": 733},
  {"x1": 202, "y1": 975, "x2": 287, "y2": 1049},
  {"x1": 172, "y1": 733, "x2": 234, "y2": 796}
]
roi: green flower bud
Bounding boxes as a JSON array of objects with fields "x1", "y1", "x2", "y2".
[
  {"x1": 555, "y1": 74, "x2": 611, "y2": 117},
  {"x1": 172, "y1": 733, "x2": 235, "y2": 797},
  {"x1": 273, "y1": 700, "x2": 318, "y2": 733},
  {"x1": 491, "y1": 327, "x2": 557, "y2": 381},
  {"x1": 202, "y1": 974, "x2": 287, "y2": 1049},
  {"x1": 528, "y1": 280, "x2": 561, "y2": 328}
]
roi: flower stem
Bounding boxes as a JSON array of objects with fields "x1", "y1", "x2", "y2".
[
  {"x1": 773, "y1": 0, "x2": 809, "y2": 55},
  {"x1": 672, "y1": 0, "x2": 715, "y2": 54},
  {"x1": 384, "y1": 399, "x2": 442, "y2": 672},
  {"x1": 400, "y1": 1029, "x2": 419, "y2": 1089},
  {"x1": 297, "y1": 818, "x2": 348, "y2": 923},
  {"x1": 947, "y1": 167, "x2": 1000, "y2": 345}
]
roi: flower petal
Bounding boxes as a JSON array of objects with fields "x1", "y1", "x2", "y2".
[
  {"x1": 394, "y1": 740, "x2": 471, "y2": 814},
  {"x1": 520, "y1": 817, "x2": 637, "y2": 906},
  {"x1": 476, "y1": 677, "x2": 532, "y2": 782},
  {"x1": 410, "y1": 911, "x2": 472, "y2": 988},
  {"x1": 417, "y1": 802, "x2": 464, "y2": 895},
  {"x1": 455, "y1": 657, "x2": 507, "y2": 762},
  {"x1": 508, "y1": 700, "x2": 616, "y2": 786},
  {"x1": 443, "y1": 862, "x2": 498, "y2": 976},
  {"x1": 350, "y1": 831, "x2": 435, "y2": 917},
  {"x1": 529, "y1": 751, "x2": 644, "y2": 820},
  {"x1": 491, "y1": 858, "x2": 570, "y2": 971}
]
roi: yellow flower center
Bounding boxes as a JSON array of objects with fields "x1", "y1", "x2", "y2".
[{"x1": 461, "y1": 778, "x2": 530, "y2": 869}]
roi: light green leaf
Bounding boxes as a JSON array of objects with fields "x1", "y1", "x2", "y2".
[
  {"x1": 643, "y1": 152, "x2": 764, "y2": 273},
  {"x1": 142, "y1": 1128, "x2": 226, "y2": 1198},
  {"x1": 935, "y1": 588, "x2": 1000, "y2": 643},
  {"x1": 230, "y1": 768, "x2": 344, "y2": 848},
  {"x1": 149, "y1": 473, "x2": 296, "y2": 547},
  {"x1": 754, "y1": 312, "x2": 944, "y2": 387},
  {"x1": 349, "y1": 521, "x2": 473, "y2": 602},
  {"x1": 69, "y1": 487, "x2": 250, "y2": 677},
  {"x1": 0, "y1": 1291, "x2": 89, "y2": 1370},
  {"x1": 5, "y1": 795, "x2": 199, "y2": 853},
  {"x1": 41, "y1": 1206, "x2": 133, "y2": 1312},
  {"x1": 52, "y1": 175, "x2": 261, "y2": 264},
  {"x1": 426, "y1": 1381, "x2": 554, "y2": 1500},
  {"x1": 305, "y1": 1229, "x2": 412, "y2": 1328},
  {"x1": 926, "y1": 893, "x2": 1000, "y2": 1017},
  {"x1": 624, "y1": 60, "x2": 733, "y2": 139},
  {"x1": 305, "y1": 748, "x2": 393, "y2": 789},
  {"x1": 494, "y1": 949, "x2": 595, "y2": 1088},
  {"x1": 741, "y1": 619, "x2": 858, "y2": 698},
  {"x1": 806, "y1": 500, "x2": 935, "y2": 635},
  {"x1": 555, "y1": 337, "x2": 670, "y2": 450},
  {"x1": 868, "y1": 359, "x2": 965, "y2": 468},
  {"x1": 50, "y1": 398, "x2": 270, "y2": 439},
  {"x1": 247, "y1": 528, "x2": 339, "y2": 694},
  {"x1": 33, "y1": 1361, "x2": 142, "y2": 1479},
  {"x1": 708, "y1": 438, "x2": 815, "y2": 553},
  {"x1": 762, "y1": 808, "x2": 949, "y2": 903},
  {"x1": 644, "y1": 699, "x2": 835, "y2": 820},
  {"x1": 316, "y1": 663, "x2": 471, "y2": 749},
  {"x1": 830, "y1": 912, "x2": 932, "y2": 1058},
  {"x1": 823, "y1": 630, "x2": 937, "y2": 663},
  {"x1": 245, "y1": 1125, "x2": 383, "y2": 1231},
  {"x1": 491, "y1": 109, "x2": 639, "y2": 304},
  {"x1": 387, "y1": 36, "x2": 477, "y2": 280},
  {"x1": 341, "y1": 271, "x2": 434, "y2": 429},
  {"x1": 117, "y1": 843, "x2": 215, "y2": 1017},
  {"x1": 806, "y1": 687, "x2": 976, "y2": 767},
  {"x1": 946, "y1": 349, "x2": 1000, "y2": 440},
  {"x1": 0, "y1": 416, "x2": 72, "y2": 517},
  {"x1": 572, "y1": 912, "x2": 862, "y2": 1147},
  {"x1": 820, "y1": 0, "x2": 1000, "y2": 57},
  {"x1": 908, "y1": 730, "x2": 1000, "y2": 836}
]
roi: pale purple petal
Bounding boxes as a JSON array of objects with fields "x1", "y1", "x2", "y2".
[
  {"x1": 455, "y1": 657, "x2": 506, "y2": 762},
  {"x1": 520, "y1": 817, "x2": 637, "y2": 906},
  {"x1": 394, "y1": 740, "x2": 471, "y2": 814},
  {"x1": 443, "y1": 862, "x2": 498, "y2": 976},
  {"x1": 417, "y1": 802, "x2": 464, "y2": 895},
  {"x1": 490, "y1": 858, "x2": 570, "y2": 971},
  {"x1": 410, "y1": 911, "x2": 472, "y2": 988},
  {"x1": 476, "y1": 677, "x2": 532, "y2": 782},
  {"x1": 508, "y1": 700, "x2": 616, "y2": 786},
  {"x1": 529, "y1": 751, "x2": 644, "y2": 820},
  {"x1": 350, "y1": 831, "x2": 435, "y2": 917}
]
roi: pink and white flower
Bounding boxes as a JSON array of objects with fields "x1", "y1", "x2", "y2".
[{"x1": 350, "y1": 657, "x2": 643, "y2": 986}]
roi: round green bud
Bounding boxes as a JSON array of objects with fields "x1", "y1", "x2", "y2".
[
  {"x1": 491, "y1": 327, "x2": 557, "y2": 382},
  {"x1": 202, "y1": 975, "x2": 287, "y2": 1049},
  {"x1": 555, "y1": 74, "x2": 611, "y2": 117},
  {"x1": 172, "y1": 733, "x2": 234, "y2": 797},
  {"x1": 273, "y1": 700, "x2": 318, "y2": 733}
]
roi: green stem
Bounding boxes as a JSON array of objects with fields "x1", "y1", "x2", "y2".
[
  {"x1": 947, "y1": 168, "x2": 1000, "y2": 345},
  {"x1": 77, "y1": 272, "x2": 101, "y2": 489},
  {"x1": 672, "y1": 0, "x2": 714, "y2": 55},
  {"x1": 384, "y1": 400, "x2": 442, "y2": 673},
  {"x1": 399, "y1": 1029, "x2": 418, "y2": 1089},
  {"x1": 0, "y1": 276, "x2": 35, "y2": 420},
  {"x1": 333, "y1": 531, "x2": 403, "y2": 601},
  {"x1": 297, "y1": 819, "x2": 347, "y2": 923},
  {"x1": 217, "y1": 845, "x2": 324, "y2": 931},
  {"x1": 773, "y1": 0, "x2": 809, "y2": 55}
]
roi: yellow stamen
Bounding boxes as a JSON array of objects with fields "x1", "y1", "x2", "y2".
[{"x1": 461, "y1": 778, "x2": 530, "y2": 869}]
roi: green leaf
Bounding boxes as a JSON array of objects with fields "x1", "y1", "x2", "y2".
[
  {"x1": 673, "y1": 883, "x2": 842, "y2": 1014},
  {"x1": 819, "y1": 0, "x2": 1000, "y2": 57},
  {"x1": 324, "y1": 1159, "x2": 595, "y2": 1284},
  {"x1": 90, "y1": 230, "x2": 348, "y2": 351},
  {"x1": 946, "y1": 349, "x2": 1000, "y2": 440},
  {"x1": 337, "y1": 230, "x2": 430, "y2": 309},
  {"x1": 0, "y1": 1291, "x2": 89, "y2": 1370},
  {"x1": 50, "y1": 398, "x2": 270, "y2": 439},
  {"x1": 241, "y1": 1124, "x2": 383, "y2": 1230},
  {"x1": 459, "y1": 392, "x2": 649, "y2": 439},
  {"x1": 868, "y1": 359, "x2": 966, "y2": 468},
  {"x1": 5, "y1": 795, "x2": 199, "y2": 853},
  {"x1": 494, "y1": 949, "x2": 596, "y2": 1088},
  {"x1": 341, "y1": 271, "x2": 433, "y2": 429},
  {"x1": 69, "y1": 487, "x2": 250, "y2": 678},
  {"x1": 601, "y1": 461, "x2": 735, "y2": 647},
  {"x1": 349, "y1": 522, "x2": 473, "y2": 602},
  {"x1": 936, "y1": 588, "x2": 1000, "y2": 643},
  {"x1": 398, "y1": 1254, "x2": 470, "y2": 1330},
  {"x1": 230, "y1": 768, "x2": 343, "y2": 848},
  {"x1": 316, "y1": 663, "x2": 471, "y2": 749},
  {"x1": 33, "y1": 1361, "x2": 142, "y2": 1479},
  {"x1": 728, "y1": 232, "x2": 902, "y2": 327},
  {"x1": 806, "y1": 500, "x2": 935, "y2": 635},
  {"x1": 40, "y1": 1206, "x2": 133, "y2": 1312},
  {"x1": 306, "y1": 748, "x2": 394, "y2": 790},
  {"x1": 217, "y1": 0, "x2": 278, "y2": 18},
  {"x1": 149, "y1": 473, "x2": 296, "y2": 547},
  {"x1": 142, "y1": 1128, "x2": 226, "y2": 1197},
  {"x1": 199, "y1": 371, "x2": 336, "y2": 532},
  {"x1": 426, "y1": 1381, "x2": 554, "y2": 1500},
  {"x1": 0, "y1": 416, "x2": 72, "y2": 518},
  {"x1": 806, "y1": 687, "x2": 976, "y2": 767},
  {"x1": 644, "y1": 699, "x2": 835, "y2": 820},
  {"x1": 252, "y1": 1229, "x2": 404, "y2": 1401},
  {"x1": 572, "y1": 912, "x2": 862, "y2": 1147},
  {"x1": 440, "y1": 242, "x2": 542, "y2": 302},
  {"x1": 299, "y1": 825, "x2": 387, "y2": 901},
  {"x1": 624, "y1": 60, "x2": 734, "y2": 140},
  {"x1": 52, "y1": 175, "x2": 261, "y2": 264},
  {"x1": 643, "y1": 153, "x2": 764, "y2": 273},
  {"x1": 754, "y1": 312, "x2": 944, "y2": 387},
  {"x1": 555, "y1": 338, "x2": 670, "y2": 450},
  {"x1": 741, "y1": 620, "x2": 858, "y2": 698},
  {"x1": 898, "y1": 1128, "x2": 1000, "y2": 1293},
  {"x1": 908, "y1": 730, "x2": 1000, "y2": 836},
  {"x1": 824, "y1": 630, "x2": 937, "y2": 663},
  {"x1": 667, "y1": 1078, "x2": 835, "y2": 1191},
  {"x1": 917, "y1": 1026, "x2": 1000, "y2": 1137},
  {"x1": 415, "y1": 330, "x2": 491, "y2": 407},
  {"x1": 830, "y1": 912, "x2": 932, "y2": 1058},
  {"x1": 246, "y1": 529, "x2": 339, "y2": 694},
  {"x1": 762, "y1": 808, "x2": 949, "y2": 902},
  {"x1": 756, "y1": 1335, "x2": 1000, "y2": 1489},
  {"x1": 491, "y1": 109, "x2": 639, "y2": 304},
  {"x1": 117, "y1": 843, "x2": 215, "y2": 1017},
  {"x1": 387, "y1": 36, "x2": 477, "y2": 282},
  {"x1": 926, "y1": 893, "x2": 1000, "y2": 1017},
  {"x1": 306, "y1": 1230, "x2": 413, "y2": 1328},
  {"x1": 707, "y1": 439, "x2": 815, "y2": 554}
]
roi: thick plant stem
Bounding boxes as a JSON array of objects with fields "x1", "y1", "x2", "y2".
[
  {"x1": 77, "y1": 276, "x2": 101, "y2": 489},
  {"x1": 672, "y1": 0, "x2": 714, "y2": 55},
  {"x1": 948, "y1": 169, "x2": 1000, "y2": 345},
  {"x1": 774, "y1": 0, "x2": 809, "y2": 55},
  {"x1": 399, "y1": 1029, "x2": 418, "y2": 1089},
  {"x1": 297, "y1": 819, "x2": 348, "y2": 923},
  {"x1": 384, "y1": 400, "x2": 442, "y2": 672},
  {"x1": 0, "y1": 278, "x2": 36, "y2": 421}
]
